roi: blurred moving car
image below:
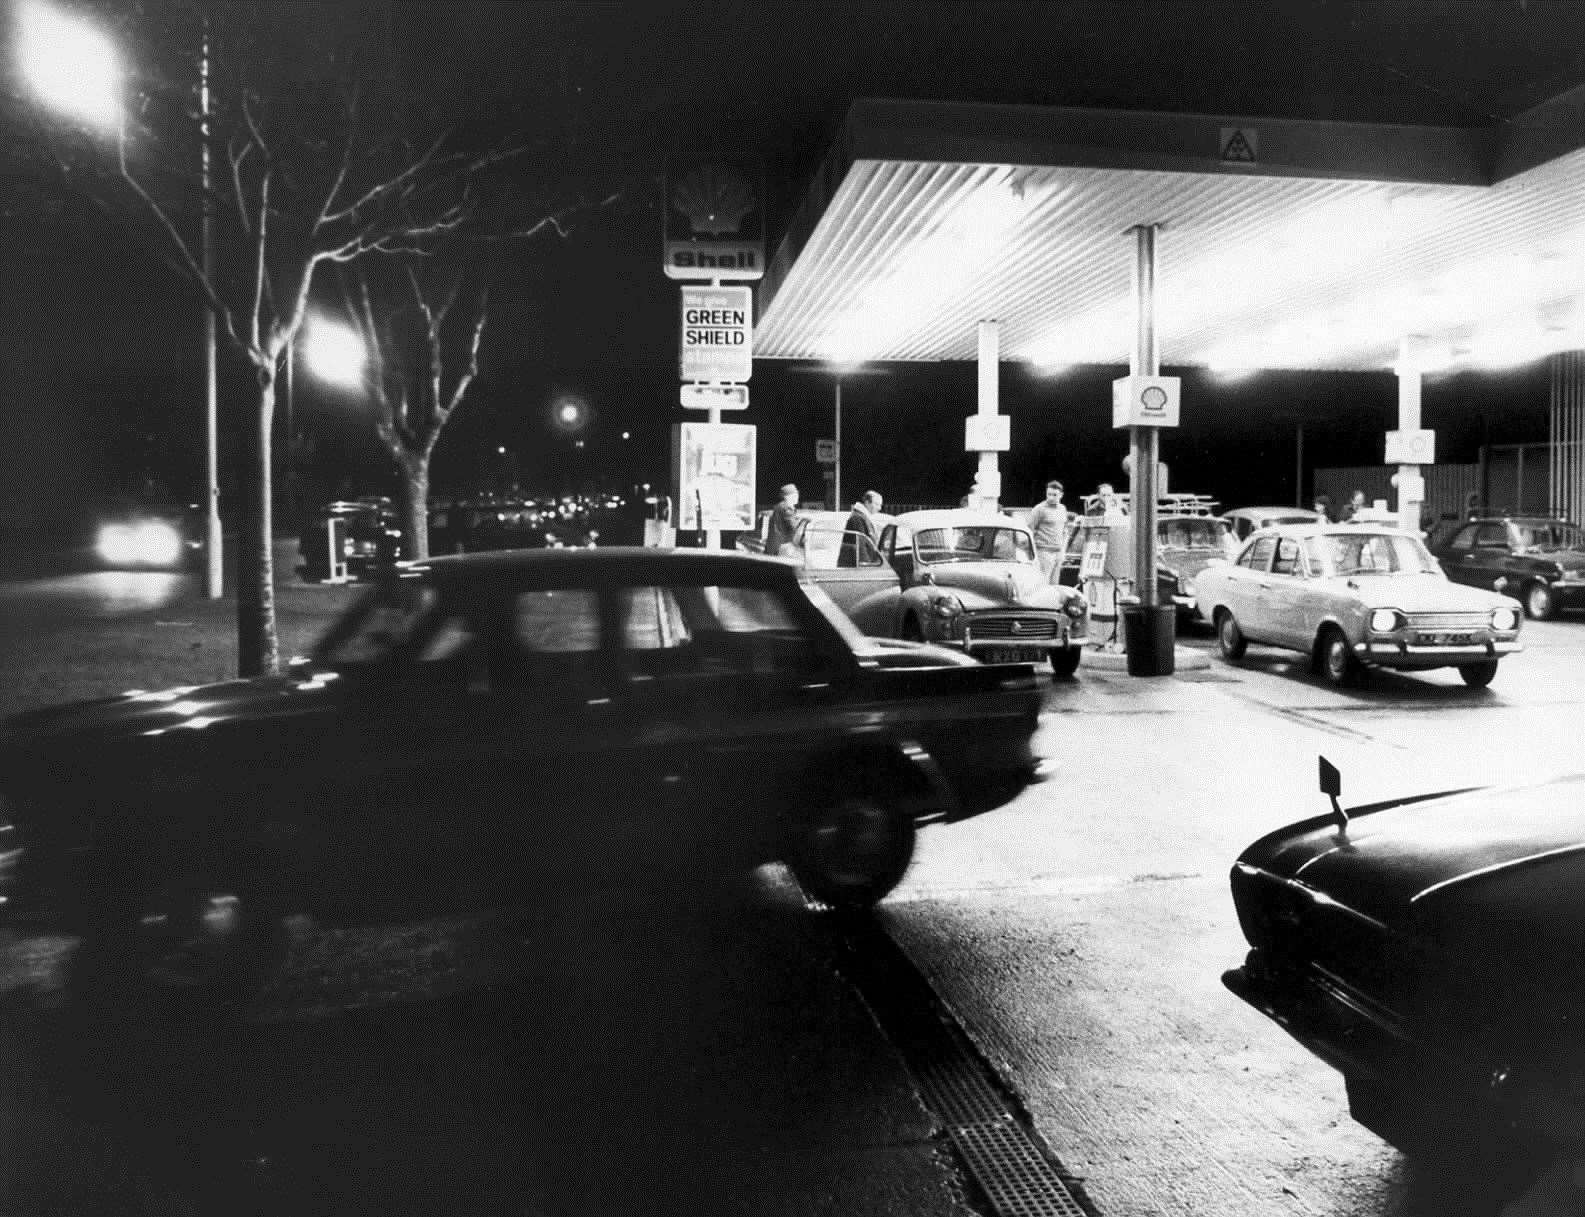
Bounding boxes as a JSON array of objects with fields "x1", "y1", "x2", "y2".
[
  {"x1": 1430, "y1": 515, "x2": 1585, "y2": 620},
  {"x1": 1225, "y1": 758, "x2": 1585, "y2": 1161},
  {"x1": 298, "y1": 496, "x2": 404, "y2": 581},
  {"x1": 1220, "y1": 505, "x2": 1328, "y2": 544},
  {"x1": 0, "y1": 547, "x2": 1049, "y2": 1017},
  {"x1": 92, "y1": 499, "x2": 202, "y2": 570},
  {"x1": 804, "y1": 509, "x2": 1088, "y2": 678},
  {"x1": 1199, "y1": 523, "x2": 1523, "y2": 688}
]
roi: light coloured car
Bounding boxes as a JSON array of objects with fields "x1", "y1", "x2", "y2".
[
  {"x1": 1199, "y1": 523, "x2": 1523, "y2": 688},
  {"x1": 734, "y1": 509, "x2": 850, "y2": 555},
  {"x1": 802, "y1": 509, "x2": 1089, "y2": 678},
  {"x1": 1219, "y1": 505, "x2": 1327, "y2": 544}
]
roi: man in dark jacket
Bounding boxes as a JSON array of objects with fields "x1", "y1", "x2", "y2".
[
  {"x1": 765, "y1": 483, "x2": 802, "y2": 556},
  {"x1": 838, "y1": 490, "x2": 883, "y2": 566}
]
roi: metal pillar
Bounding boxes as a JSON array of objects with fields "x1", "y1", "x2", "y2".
[
  {"x1": 1129, "y1": 225, "x2": 1160, "y2": 608},
  {"x1": 975, "y1": 320, "x2": 1000, "y2": 509},
  {"x1": 1395, "y1": 337, "x2": 1424, "y2": 533},
  {"x1": 834, "y1": 378, "x2": 843, "y2": 509},
  {"x1": 201, "y1": 24, "x2": 223, "y2": 598}
]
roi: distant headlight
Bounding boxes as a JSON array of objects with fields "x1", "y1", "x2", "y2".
[
  {"x1": 97, "y1": 520, "x2": 182, "y2": 566},
  {"x1": 1369, "y1": 608, "x2": 1404, "y2": 633},
  {"x1": 1492, "y1": 605, "x2": 1519, "y2": 631},
  {"x1": 932, "y1": 595, "x2": 965, "y2": 618}
]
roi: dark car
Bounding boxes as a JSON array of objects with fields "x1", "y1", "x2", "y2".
[
  {"x1": 1224, "y1": 758, "x2": 1585, "y2": 1160},
  {"x1": 0, "y1": 547, "x2": 1048, "y2": 1018},
  {"x1": 1431, "y1": 515, "x2": 1585, "y2": 620},
  {"x1": 298, "y1": 496, "x2": 404, "y2": 581}
]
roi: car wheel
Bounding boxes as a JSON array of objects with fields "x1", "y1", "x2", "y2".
[
  {"x1": 789, "y1": 794, "x2": 916, "y2": 912},
  {"x1": 1216, "y1": 610, "x2": 1247, "y2": 660},
  {"x1": 1049, "y1": 647, "x2": 1081, "y2": 679},
  {"x1": 1459, "y1": 660, "x2": 1500, "y2": 688},
  {"x1": 63, "y1": 883, "x2": 287, "y2": 1023},
  {"x1": 1524, "y1": 580, "x2": 1555, "y2": 621},
  {"x1": 1319, "y1": 627, "x2": 1360, "y2": 688}
]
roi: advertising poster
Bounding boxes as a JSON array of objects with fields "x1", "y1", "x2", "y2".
[{"x1": 671, "y1": 422, "x2": 757, "y2": 531}]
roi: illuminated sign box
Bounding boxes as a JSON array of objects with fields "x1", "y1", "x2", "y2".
[{"x1": 1112, "y1": 375, "x2": 1181, "y2": 428}]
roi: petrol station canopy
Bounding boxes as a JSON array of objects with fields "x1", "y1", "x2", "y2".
[{"x1": 753, "y1": 92, "x2": 1585, "y2": 375}]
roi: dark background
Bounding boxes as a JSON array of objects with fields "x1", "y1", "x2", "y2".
[{"x1": 2, "y1": 0, "x2": 1580, "y2": 527}]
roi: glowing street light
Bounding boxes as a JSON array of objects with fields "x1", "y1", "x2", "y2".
[
  {"x1": 300, "y1": 317, "x2": 366, "y2": 389},
  {"x1": 16, "y1": 1, "x2": 121, "y2": 131}
]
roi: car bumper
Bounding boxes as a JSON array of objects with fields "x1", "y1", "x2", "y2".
[
  {"x1": 1356, "y1": 638, "x2": 1523, "y2": 668},
  {"x1": 952, "y1": 633, "x2": 1087, "y2": 663},
  {"x1": 1551, "y1": 580, "x2": 1585, "y2": 606},
  {"x1": 1225, "y1": 950, "x2": 1585, "y2": 1152}
]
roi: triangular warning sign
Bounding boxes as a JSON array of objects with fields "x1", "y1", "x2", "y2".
[{"x1": 1221, "y1": 128, "x2": 1257, "y2": 163}]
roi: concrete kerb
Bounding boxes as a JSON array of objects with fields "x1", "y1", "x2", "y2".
[{"x1": 1081, "y1": 644, "x2": 1211, "y2": 673}]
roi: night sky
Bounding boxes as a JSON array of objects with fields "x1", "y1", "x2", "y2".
[{"x1": 3, "y1": 1, "x2": 1581, "y2": 531}]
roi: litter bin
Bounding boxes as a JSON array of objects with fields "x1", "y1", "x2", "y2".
[{"x1": 1120, "y1": 598, "x2": 1176, "y2": 677}]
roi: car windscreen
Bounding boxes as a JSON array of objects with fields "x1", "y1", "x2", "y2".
[
  {"x1": 313, "y1": 578, "x2": 443, "y2": 667},
  {"x1": 914, "y1": 526, "x2": 1036, "y2": 565},
  {"x1": 1311, "y1": 531, "x2": 1439, "y2": 576},
  {"x1": 1512, "y1": 521, "x2": 1585, "y2": 551},
  {"x1": 1158, "y1": 519, "x2": 1229, "y2": 550}
]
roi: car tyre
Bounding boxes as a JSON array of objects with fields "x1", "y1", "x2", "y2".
[
  {"x1": 1049, "y1": 647, "x2": 1081, "y2": 679},
  {"x1": 1524, "y1": 580, "x2": 1555, "y2": 621},
  {"x1": 789, "y1": 793, "x2": 916, "y2": 912},
  {"x1": 1216, "y1": 610, "x2": 1247, "y2": 661},
  {"x1": 62, "y1": 883, "x2": 287, "y2": 1024},
  {"x1": 1319, "y1": 627, "x2": 1361, "y2": 688},
  {"x1": 1459, "y1": 660, "x2": 1500, "y2": 688}
]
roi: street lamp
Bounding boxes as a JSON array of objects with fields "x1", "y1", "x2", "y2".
[
  {"x1": 18, "y1": 2, "x2": 223, "y2": 598},
  {"x1": 788, "y1": 363, "x2": 891, "y2": 508}
]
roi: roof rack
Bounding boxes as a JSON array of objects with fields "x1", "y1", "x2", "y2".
[{"x1": 1080, "y1": 492, "x2": 1220, "y2": 516}]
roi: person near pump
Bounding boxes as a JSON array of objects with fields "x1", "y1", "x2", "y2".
[
  {"x1": 1341, "y1": 488, "x2": 1367, "y2": 521},
  {"x1": 1027, "y1": 480, "x2": 1069, "y2": 578},
  {"x1": 1312, "y1": 493, "x2": 1334, "y2": 523},
  {"x1": 838, "y1": 489, "x2": 883, "y2": 567},
  {"x1": 766, "y1": 483, "x2": 802, "y2": 556}
]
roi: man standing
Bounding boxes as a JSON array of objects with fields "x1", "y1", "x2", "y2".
[
  {"x1": 1027, "y1": 479, "x2": 1069, "y2": 577},
  {"x1": 839, "y1": 490, "x2": 883, "y2": 566},
  {"x1": 765, "y1": 483, "x2": 802, "y2": 556}
]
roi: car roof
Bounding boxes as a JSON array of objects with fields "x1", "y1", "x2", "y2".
[
  {"x1": 1222, "y1": 506, "x2": 1324, "y2": 518},
  {"x1": 1463, "y1": 515, "x2": 1575, "y2": 526},
  {"x1": 1248, "y1": 522, "x2": 1421, "y2": 539},
  {"x1": 895, "y1": 509, "x2": 1031, "y2": 530},
  {"x1": 405, "y1": 545, "x2": 801, "y2": 586}
]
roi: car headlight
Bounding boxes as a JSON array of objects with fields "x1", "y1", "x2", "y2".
[
  {"x1": 1063, "y1": 597, "x2": 1087, "y2": 620},
  {"x1": 1492, "y1": 605, "x2": 1518, "y2": 631},
  {"x1": 932, "y1": 595, "x2": 965, "y2": 618},
  {"x1": 97, "y1": 521, "x2": 182, "y2": 566},
  {"x1": 1369, "y1": 608, "x2": 1405, "y2": 633}
]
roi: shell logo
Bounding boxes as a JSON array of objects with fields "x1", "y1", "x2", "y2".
[{"x1": 671, "y1": 163, "x2": 756, "y2": 236}]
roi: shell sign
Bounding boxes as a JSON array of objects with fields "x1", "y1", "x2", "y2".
[{"x1": 664, "y1": 157, "x2": 765, "y2": 281}]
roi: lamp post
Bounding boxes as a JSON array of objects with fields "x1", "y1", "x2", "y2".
[
  {"x1": 788, "y1": 364, "x2": 891, "y2": 509},
  {"x1": 18, "y1": 2, "x2": 223, "y2": 597}
]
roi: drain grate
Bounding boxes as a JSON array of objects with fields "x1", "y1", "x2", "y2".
[
  {"x1": 949, "y1": 1120, "x2": 1090, "y2": 1217},
  {"x1": 806, "y1": 900, "x2": 1097, "y2": 1217}
]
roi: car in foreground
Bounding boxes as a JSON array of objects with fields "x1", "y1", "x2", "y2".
[
  {"x1": 1225, "y1": 758, "x2": 1585, "y2": 1161},
  {"x1": 804, "y1": 509, "x2": 1089, "y2": 678},
  {"x1": 1430, "y1": 515, "x2": 1585, "y2": 621},
  {"x1": 1200, "y1": 523, "x2": 1523, "y2": 687},
  {"x1": 1220, "y1": 505, "x2": 1328, "y2": 544},
  {"x1": 298, "y1": 496, "x2": 404, "y2": 581},
  {"x1": 0, "y1": 547, "x2": 1049, "y2": 1018}
]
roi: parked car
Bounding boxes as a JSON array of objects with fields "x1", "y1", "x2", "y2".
[
  {"x1": 1199, "y1": 523, "x2": 1523, "y2": 687},
  {"x1": 804, "y1": 509, "x2": 1088, "y2": 678},
  {"x1": 91, "y1": 498, "x2": 203, "y2": 571},
  {"x1": 298, "y1": 496, "x2": 404, "y2": 580},
  {"x1": 1430, "y1": 515, "x2": 1585, "y2": 621},
  {"x1": 1225, "y1": 757, "x2": 1585, "y2": 1161},
  {"x1": 0, "y1": 547, "x2": 1050, "y2": 1018},
  {"x1": 1220, "y1": 505, "x2": 1328, "y2": 544}
]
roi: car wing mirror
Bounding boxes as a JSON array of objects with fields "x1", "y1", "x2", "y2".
[{"x1": 1318, "y1": 755, "x2": 1347, "y2": 831}]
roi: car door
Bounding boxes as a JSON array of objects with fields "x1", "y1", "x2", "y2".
[
  {"x1": 800, "y1": 528, "x2": 900, "y2": 630},
  {"x1": 1227, "y1": 534, "x2": 1279, "y2": 639},
  {"x1": 1463, "y1": 522, "x2": 1514, "y2": 591},
  {"x1": 1264, "y1": 534, "x2": 1314, "y2": 649}
]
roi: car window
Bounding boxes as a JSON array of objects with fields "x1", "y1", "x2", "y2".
[
  {"x1": 805, "y1": 526, "x2": 883, "y2": 570},
  {"x1": 514, "y1": 589, "x2": 601, "y2": 652},
  {"x1": 316, "y1": 581, "x2": 441, "y2": 666},
  {"x1": 1271, "y1": 537, "x2": 1301, "y2": 576},
  {"x1": 1511, "y1": 521, "x2": 1585, "y2": 551},
  {"x1": 1445, "y1": 525, "x2": 1477, "y2": 551},
  {"x1": 1160, "y1": 519, "x2": 1227, "y2": 550},
  {"x1": 1317, "y1": 531, "x2": 1439, "y2": 576},
  {"x1": 618, "y1": 584, "x2": 828, "y2": 681},
  {"x1": 1473, "y1": 523, "x2": 1508, "y2": 549},
  {"x1": 915, "y1": 526, "x2": 1035, "y2": 565},
  {"x1": 1240, "y1": 536, "x2": 1275, "y2": 571}
]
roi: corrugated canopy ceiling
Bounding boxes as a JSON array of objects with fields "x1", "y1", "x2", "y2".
[{"x1": 754, "y1": 97, "x2": 1585, "y2": 375}]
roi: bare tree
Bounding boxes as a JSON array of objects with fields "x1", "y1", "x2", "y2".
[{"x1": 10, "y1": 3, "x2": 532, "y2": 674}]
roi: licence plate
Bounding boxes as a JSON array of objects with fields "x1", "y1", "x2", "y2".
[
  {"x1": 977, "y1": 647, "x2": 1043, "y2": 664},
  {"x1": 1422, "y1": 632, "x2": 1473, "y2": 645}
]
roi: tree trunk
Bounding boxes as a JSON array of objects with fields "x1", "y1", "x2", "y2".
[
  {"x1": 399, "y1": 453, "x2": 430, "y2": 561},
  {"x1": 237, "y1": 369, "x2": 279, "y2": 677}
]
